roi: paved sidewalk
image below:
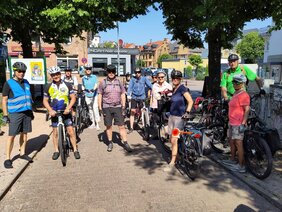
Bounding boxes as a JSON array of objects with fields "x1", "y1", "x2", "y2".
[
  {"x1": 0, "y1": 111, "x2": 51, "y2": 200},
  {"x1": 209, "y1": 150, "x2": 282, "y2": 210}
]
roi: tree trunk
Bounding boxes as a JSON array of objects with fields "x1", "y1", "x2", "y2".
[
  {"x1": 20, "y1": 29, "x2": 33, "y2": 58},
  {"x1": 207, "y1": 26, "x2": 222, "y2": 98}
]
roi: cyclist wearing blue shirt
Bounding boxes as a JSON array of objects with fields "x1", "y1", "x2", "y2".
[
  {"x1": 82, "y1": 64, "x2": 100, "y2": 130},
  {"x1": 127, "y1": 68, "x2": 152, "y2": 133},
  {"x1": 164, "y1": 70, "x2": 193, "y2": 172}
]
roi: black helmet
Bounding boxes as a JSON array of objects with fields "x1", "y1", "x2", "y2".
[
  {"x1": 171, "y1": 70, "x2": 182, "y2": 78},
  {"x1": 228, "y1": 54, "x2": 239, "y2": 61},
  {"x1": 125, "y1": 72, "x2": 131, "y2": 77},
  {"x1": 13, "y1": 62, "x2": 27, "y2": 71},
  {"x1": 106, "y1": 64, "x2": 116, "y2": 73}
]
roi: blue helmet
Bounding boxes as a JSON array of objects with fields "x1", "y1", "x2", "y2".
[{"x1": 157, "y1": 70, "x2": 167, "y2": 76}]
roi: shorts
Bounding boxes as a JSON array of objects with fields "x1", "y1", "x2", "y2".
[
  {"x1": 9, "y1": 111, "x2": 32, "y2": 136},
  {"x1": 102, "y1": 107, "x2": 124, "y2": 127},
  {"x1": 228, "y1": 125, "x2": 244, "y2": 140},
  {"x1": 51, "y1": 114, "x2": 73, "y2": 127},
  {"x1": 167, "y1": 115, "x2": 184, "y2": 136},
  {"x1": 131, "y1": 99, "x2": 144, "y2": 109}
]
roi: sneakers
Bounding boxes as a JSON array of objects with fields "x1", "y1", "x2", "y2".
[
  {"x1": 229, "y1": 163, "x2": 246, "y2": 173},
  {"x1": 4, "y1": 160, "x2": 13, "y2": 169},
  {"x1": 19, "y1": 154, "x2": 33, "y2": 163},
  {"x1": 74, "y1": 151, "x2": 81, "y2": 159},
  {"x1": 127, "y1": 129, "x2": 134, "y2": 134},
  {"x1": 52, "y1": 152, "x2": 60, "y2": 160},
  {"x1": 221, "y1": 159, "x2": 237, "y2": 166},
  {"x1": 163, "y1": 163, "x2": 175, "y2": 172},
  {"x1": 123, "y1": 142, "x2": 132, "y2": 152},
  {"x1": 107, "y1": 142, "x2": 113, "y2": 152}
]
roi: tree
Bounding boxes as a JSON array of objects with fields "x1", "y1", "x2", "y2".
[
  {"x1": 136, "y1": 59, "x2": 145, "y2": 68},
  {"x1": 159, "y1": 0, "x2": 275, "y2": 97},
  {"x1": 101, "y1": 41, "x2": 116, "y2": 48},
  {"x1": 0, "y1": 0, "x2": 156, "y2": 58},
  {"x1": 188, "y1": 54, "x2": 202, "y2": 74},
  {"x1": 157, "y1": 53, "x2": 172, "y2": 67},
  {"x1": 236, "y1": 32, "x2": 265, "y2": 63}
]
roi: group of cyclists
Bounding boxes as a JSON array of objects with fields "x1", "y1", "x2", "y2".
[{"x1": 2, "y1": 53, "x2": 266, "y2": 174}]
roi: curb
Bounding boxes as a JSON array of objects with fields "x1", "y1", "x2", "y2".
[
  {"x1": 0, "y1": 132, "x2": 52, "y2": 201},
  {"x1": 208, "y1": 154, "x2": 282, "y2": 210}
]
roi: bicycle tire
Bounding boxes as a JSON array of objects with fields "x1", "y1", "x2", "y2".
[
  {"x1": 208, "y1": 123, "x2": 230, "y2": 154},
  {"x1": 58, "y1": 125, "x2": 67, "y2": 166},
  {"x1": 245, "y1": 134, "x2": 273, "y2": 179},
  {"x1": 143, "y1": 110, "x2": 150, "y2": 141},
  {"x1": 180, "y1": 138, "x2": 199, "y2": 180},
  {"x1": 158, "y1": 124, "x2": 170, "y2": 153}
]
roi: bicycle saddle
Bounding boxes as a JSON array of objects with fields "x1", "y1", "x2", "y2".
[{"x1": 182, "y1": 114, "x2": 196, "y2": 120}]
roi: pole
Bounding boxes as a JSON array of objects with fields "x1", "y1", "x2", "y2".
[{"x1": 117, "y1": 21, "x2": 120, "y2": 76}]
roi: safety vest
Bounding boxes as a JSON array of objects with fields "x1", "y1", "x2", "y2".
[{"x1": 7, "y1": 79, "x2": 32, "y2": 113}]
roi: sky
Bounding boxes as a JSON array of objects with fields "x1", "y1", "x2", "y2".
[{"x1": 99, "y1": 6, "x2": 272, "y2": 46}]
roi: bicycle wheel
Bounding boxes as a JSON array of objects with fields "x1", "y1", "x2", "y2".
[
  {"x1": 143, "y1": 110, "x2": 150, "y2": 141},
  {"x1": 58, "y1": 125, "x2": 67, "y2": 166},
  {"x1": 158, "y1": 123, "x2": 170, "y2": 153},
  {"x1": 208, "y1": 123, "x2": 230, "y2": 154},
  {"x1": 180, "y1": 138, "x2": 200, "y2": 180},
  {"x1": 244, "y1": 134, "x2": 273, "y2": 179}
]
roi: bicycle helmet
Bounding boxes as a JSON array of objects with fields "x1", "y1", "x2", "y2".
[
  {"x1": 228, "y1": 54, "x2": 239, "y2": 61},
  {"x1": 48, "y1": 66, "x2": 61, "y2": 75},
  {"x1": 152, "y1": 71, "x2": 158, "y2": 77},
  {"x1": 157, "y1": 70, "x2": 167, "y2": 76},
  {"x1": 107, "y1": 64, "x2": 116, "y2": 73},
  {"x1": 125, "y1": 72, "x2": 131, "y2": 77},
  {"x1": 232, "y1": 74, "x2": 247, "y2": 84},
  {"x1": 13, "y1": 62, "x2": 27, "y2": 71},
  {"x1": 171, "y1": 70, "x2": 182, "y2": 78},
  {"x1": 84, "y1": 63, "x2": 92, "y2": 70}
]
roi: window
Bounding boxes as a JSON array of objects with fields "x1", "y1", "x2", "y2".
[{"x1": 57, "y1": 56, "x2": 78, "y2": 72}]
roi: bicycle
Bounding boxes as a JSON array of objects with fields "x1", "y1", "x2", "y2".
[
  {"x1": 47, "y1": 110, "x2": 73, "y2": 166},
  {"x1": 172, "y1": 114, "x2": 206, "y2": 180},
  {"x1": 74, "y1": 86, "x2": 92, "y2": 135},
  {"x1": 134, "y1": 99, "x2": 151, "y2": 141}
]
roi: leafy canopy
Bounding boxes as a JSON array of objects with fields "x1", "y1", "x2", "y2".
[
  {"x1": 157, "y1": 53, "x2": 172, "y2": 67},
  {"x1": 188, "y1": 54, "x2": 202, "y2": 69},
  {"x1": 236, "y1": 31, "x2": 265, "y2": 63}
]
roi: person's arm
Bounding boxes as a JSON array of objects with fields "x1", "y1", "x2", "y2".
[
  {"x1": 127, "y1": 79, "x2": 133, "y2": 96},
  {"x1": 242, "y1": 105, "x2": 250, "y2": 125},
  {"x1": 183, "y1": 92, "x2": 193, "y2": 112},
  {"x1": 220, "y1": 72, "x2": 228, "y2": 100},
  {"x1": 73, "y1": 76, "x2": 78, "y2": 90},
  {"x1": 98, "y1": 93, "x2": 102, "y2": 110},
  {"x1": 255, "y1": 76, "x2": 264, "y2": 90},
  {"x1": 145, "y1": 77, "x2": 152, "y2": 90},
  {"x1": 2, "y1": 96, "x2": 8, "y2": 116},
  {"x1": 93, "y1": 76, "x2": 98, "y2": 90},
  {"x1": 43, "y1": 96, "x2": 56, "y2": 117},
  {"x1": 221, "y1": 87, "x2": 228, "y2": 101}
]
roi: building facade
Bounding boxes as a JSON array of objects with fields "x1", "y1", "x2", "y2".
[{"x1": 139, "y1": 38, "x2": 170, "y2": 68}]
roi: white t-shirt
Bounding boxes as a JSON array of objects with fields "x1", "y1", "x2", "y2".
[
  {"x1": 61, "y1": 75, "x2": 78, "y2": 88},
  {"x1": 151, "y1": 81, "x2": 172, "y2": 109}
]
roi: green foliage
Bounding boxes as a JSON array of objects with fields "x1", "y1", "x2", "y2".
[
  {"x1": 185, "y1": 66, "x2": 193, "y2": 78},
  {"x1": 236, "y1": 32, "x2": 265, "y2": 63},
  {"x1": 195, "y1": 67, "x2": 206, "y2": 80},
  {"x1": 136, "y1": 59, "x2": 145, "y2": 68},
  {"x1": 0, "y1": 108, "x2": 4, "y2": 127},
  {"x1": 101, "y1": 41, "x2": 116, "y2": 48},
  {"x1": 157, "y1": 53, "x2": 172, "y2": 67},
  {"x1": 0, "y1": 0, "x2": 155, "y2": 57},
  {"x1": 188, "y1": 54, "x2": 202, "y2": 68}
]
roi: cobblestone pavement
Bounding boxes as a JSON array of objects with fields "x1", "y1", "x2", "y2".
[{"x1": 0, "y1": 122, "x2": 279, "y2": 211}]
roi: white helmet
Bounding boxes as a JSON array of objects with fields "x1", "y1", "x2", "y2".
[
  {"x1": 48, "y1": 66, "x2": 61, "y2": 75},
  {"x1": 232, "y1": 74, "x2": 247, "y2": 84},
  {"x1": 84, "y1": 64, "x2": 92, "y2": 69}
]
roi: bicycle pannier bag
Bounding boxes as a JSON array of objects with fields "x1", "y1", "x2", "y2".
[{"x1": 263, "y1": 128, "x2": 281, "y2": 156}]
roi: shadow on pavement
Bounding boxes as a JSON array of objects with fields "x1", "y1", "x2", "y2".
[
  {"x1": 234, "y1": 204, "x2": 256, "y2": 212},
  {"x1": 97, "y1": 131, "x2": 123, "y2": 148}
]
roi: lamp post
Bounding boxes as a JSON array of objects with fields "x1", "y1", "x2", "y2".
[{"x1": 116, "y1": 21, "x2": 120, "y2": 76}]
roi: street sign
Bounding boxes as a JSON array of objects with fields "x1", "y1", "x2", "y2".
[
  {"x1": 81, "y1": 57, "x2": 87, "y2": 64},
  {"x1": 118, "y1": 39, "x2": 123, "y2": 47}
]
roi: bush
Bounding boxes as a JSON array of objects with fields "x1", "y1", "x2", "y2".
[
  {"x1": 185, "y1": 66, "x2": 193, "y2": 78},
  {"x1": 195, "y1": 67, "x2": 206, "y2": 80}
]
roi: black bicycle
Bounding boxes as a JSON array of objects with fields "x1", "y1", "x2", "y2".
[{"x1": 172, "y1": 114, "x2": 205, "y2": 180}]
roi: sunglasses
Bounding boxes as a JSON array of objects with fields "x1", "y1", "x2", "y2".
[
  {"x1": 107, "y1": 71, "x2": 116, "y2": 74},
  {"x1": 50, "y1": 72, "x2": 61, "y2": 77},
  {"x1": 158, "y1": 76, "x2": 165, "y2": 79},
  {"x1": 152, "y1": 76, "x2": 157, "y2": 78},
  {"x1": 232, "y1": 81, "x2": 242, "y2": 85},
  {"x1": 16, "y1": 70, "x2": 26, "y2": 73},
  {"x1": 135, "y1": 71, "x2": 141, "y2": 74},
  {"x1": 172, "y1": 77, "x2": 181, "y2": 80}
]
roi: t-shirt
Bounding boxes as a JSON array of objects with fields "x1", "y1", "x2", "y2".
[
  {"x1": 220, "y1": 65, "x2": 257, "y2": 98},
  {"x1": 2, "y1": 79, "x2": 26, "y2": 98},
  {"x1": 151, "y1": 81, "x2": 172, "y2": 109},
  {"x1": 228, "y1": 91, "x2": 250, "y2": 126},
  {"x1": 170, "y1": 84, "x2": 189, "y2": 117},
  {"x1": 61, "y1": 75, "x2": 78, "y2": 88},
  {"x1": 44, "y1": 81, "x2": 74, "y2": 110},
  {"x1": 82, "y1": 74, "x2": 98, "y2": 97}
]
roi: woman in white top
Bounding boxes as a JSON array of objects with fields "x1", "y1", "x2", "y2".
[{"x1": 151, "y1": 70, "x2": 172, "y2": 111}]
